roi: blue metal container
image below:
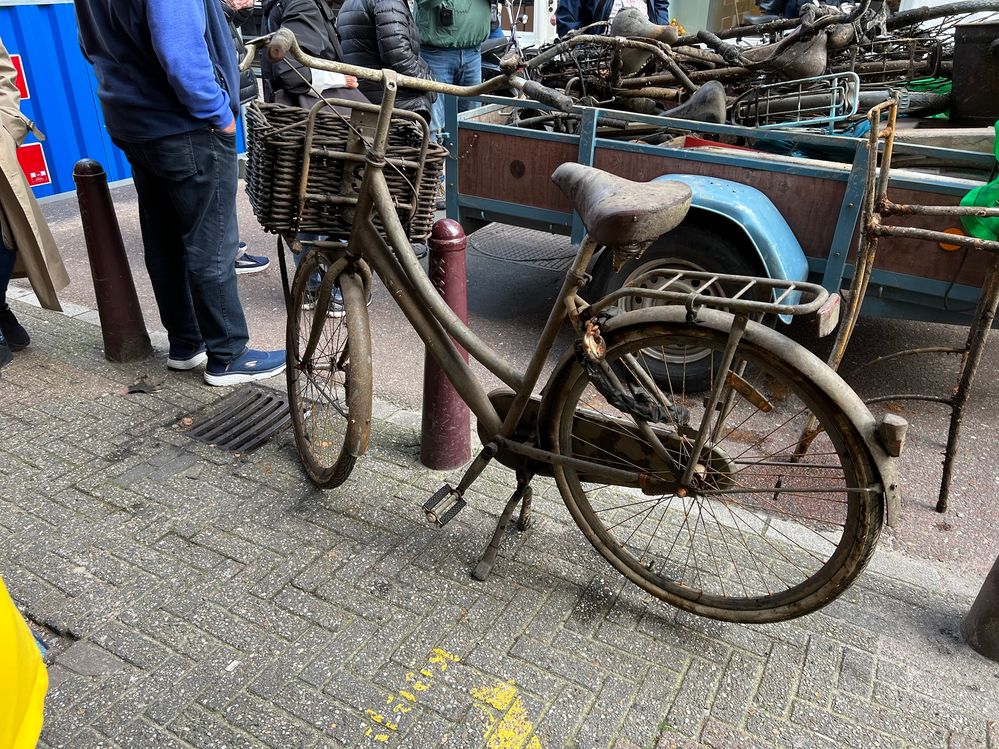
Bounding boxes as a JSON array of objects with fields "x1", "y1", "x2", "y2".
[
  {"x1": 0, "y1": 0, "x2": 246, "y2": 199},
  {"x1": 0, "y1": 0, "x2": 130, "y2": 198}
]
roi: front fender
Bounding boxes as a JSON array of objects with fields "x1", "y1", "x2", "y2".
[
  {"x1": 538, "y1": 306, "x2": 900, "y2": 521},
  {"x1": 654, "y1": 174, "x2": 810, "y2": 286}
]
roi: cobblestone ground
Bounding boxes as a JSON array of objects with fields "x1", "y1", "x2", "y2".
[{"x1": 1, "y1": 300, "x2": 998, "y2": 749}]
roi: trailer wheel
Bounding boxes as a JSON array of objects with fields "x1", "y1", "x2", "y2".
[{"x1": 589, "y1": 221, "x2": 764, "y2": 392}]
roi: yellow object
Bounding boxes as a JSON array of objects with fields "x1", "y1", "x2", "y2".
[{"x1": 0, "y1": 577, "x2": 47, "y2": 749}]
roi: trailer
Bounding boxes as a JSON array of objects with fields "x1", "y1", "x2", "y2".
[{"x1": 444, "y1": 95, "x2": 996, "y2": 331}]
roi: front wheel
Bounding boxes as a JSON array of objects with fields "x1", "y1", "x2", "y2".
[
  {"x1": 549, "y1": 314, "x2": 883, "y2": 623},
  {"x1": 287, "y1": 250, "x2": 372, "y2": 489}
]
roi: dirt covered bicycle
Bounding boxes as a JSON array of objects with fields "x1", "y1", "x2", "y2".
[{"x1": 240, "y1": 31, "x2": 901, "y2": 623}]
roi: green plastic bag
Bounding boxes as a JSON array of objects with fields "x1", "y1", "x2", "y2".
[{"x1": 960, "y1": 121, "x2": 999, "y2": 242}]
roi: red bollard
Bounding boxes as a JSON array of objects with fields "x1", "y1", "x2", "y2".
[
  {"x1": 420, "y1": 219, "x2": 471, "y2": 470},
  {"x1": 73, "y1": 159, "x2": 152, "y2": 362}
]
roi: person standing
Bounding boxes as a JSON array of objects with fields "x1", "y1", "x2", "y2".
[
  {"x1": 262, "y1": 0, "x2": 366, "y2": 110},
  {"x1": 74, "y1": 0, "x2": 285, "y2": 386},
  {"x1": 415, "y1": 0, "x2": 491, "y2": 140},
  {"x1": 221, "y1": 0, "x2": 272, "y2": 276},
  {"x1": 338, "y1": 0, "x2": 436, "y2": 122},
  {"x1": 0, "y1": 37, "x2": 68, "y2": 369},
  {"x1": 555, "y1": 0, "x2": 668, "y2": 37}
]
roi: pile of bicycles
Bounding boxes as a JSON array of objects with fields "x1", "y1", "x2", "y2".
[{"x1": 509, "y1": 0, "x2": 999, "y2": 132}]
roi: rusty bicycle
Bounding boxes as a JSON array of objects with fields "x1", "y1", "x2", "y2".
[{"x1": 240, "y1": 30, "x2": 900, "y2": 623}]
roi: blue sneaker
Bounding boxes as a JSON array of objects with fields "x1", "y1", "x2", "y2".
[
  {"x1": 235, "y1": 242, "x2": 270, "y2": 275},
  {"x1": 167, "y1": 342, "x2": 208, "y2": 371},
  {"x1": 302, "y1": 285, "x2": 372, "y2": 318},
  {"x1": 204, "y1": 348, "x2": 286, "y2": 387}
]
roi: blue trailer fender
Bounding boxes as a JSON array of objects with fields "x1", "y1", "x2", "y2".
[{"x1": 653, "y1": 174, "x2": 810, "y2": 285}]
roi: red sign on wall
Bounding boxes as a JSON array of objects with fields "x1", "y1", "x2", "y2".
[
  {"x1": 17, "y1": 142, "x2": 50, "y2": 188},
  {"x1": 10, "y1": 55, "x2": 28, "y2": 100}
]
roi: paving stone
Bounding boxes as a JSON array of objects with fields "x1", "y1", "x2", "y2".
[
  {"x1": 576, "y1": 674, "x2": 640, "y2": 749},
  {"x1": 222, "y1": 693, "x2": 317, "y2": 749},
  {"x1": 166, "y1": 704, "x2": 265, "y2": 749},
  {"x1": 755, "y1": 639, "x2": 806, "y2": 717},
  {"x1": 55, "y1": 641, "x2": 132, "y2": 677},
  {"x1": 8, "y1": 299, "x2": 999, "y2": 749},
  {"x1": 664, "y1": 657, "x2": 725, "y2": 738},
  {"x1": 510, "y1": 634, "x2": 604, "y2": 691},
  {"x1": 709, "y1": 649, "x2": 765, "y2": 726},
  {"x1": 837, "y1": 646, "x2": 876, "y2": 698}
]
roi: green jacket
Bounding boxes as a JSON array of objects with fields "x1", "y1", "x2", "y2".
[{"x1": 415, "y1": 0, "x2": 490, "y2": 49}]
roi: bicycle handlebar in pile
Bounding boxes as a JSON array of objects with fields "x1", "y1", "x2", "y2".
[{"x1": 254, "y1": 28, "x2": 575, "y2": 113}]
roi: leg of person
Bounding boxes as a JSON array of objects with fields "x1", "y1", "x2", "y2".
[
  {"x1": 456, "y1": 47, "x2": 483, "y2": 114},
  {"x1": 0, "y1": 240, "x2": 28, "y2": 352},
  {"x1": 421, "y1": 47, "x2": 462, "y2": 142},
  {"x1": 112, "y1": 137, "x2": 207, "y2": 371},
  {"x1": 166, "y1": 128, "x2": 284, "y2": 385},
  {"x1": 0, "y1": 242, "x2": 14, "y2": 366}
]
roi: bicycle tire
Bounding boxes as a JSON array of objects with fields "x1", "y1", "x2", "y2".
[
  {"x1": 286, "y1": 251, "x2": 372, "y2": 489},
  {"x1": 548, "y1": 309, "x2": 883, "y2": 623}
]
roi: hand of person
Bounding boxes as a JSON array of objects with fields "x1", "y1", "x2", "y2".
[
  {"x1": 220, "y1": 118, "x2": 237, "y2": 134},
  {"x1": 345, "y1": 75, "x2": 359, "y2": 89},
  {"x1": 224, "y1": 0, "x2": 254, "y2": 9}
]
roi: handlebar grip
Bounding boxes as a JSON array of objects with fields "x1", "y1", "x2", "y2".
[
  {"x1": 522, "y1": 81, "x2": 574, "y2": 113},
  {"x1": 268, "y1": 28, "x2": 296, "y2": 62}
]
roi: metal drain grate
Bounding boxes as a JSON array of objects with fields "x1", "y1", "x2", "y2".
[
  {"x1": 187, "y1": 385, "x2": 291, "y2": 453},
  {"x1": 469, "y1": 225, "x2": 577, "y2": 272}
]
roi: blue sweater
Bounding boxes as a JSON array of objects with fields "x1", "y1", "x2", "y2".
[{"x1": 75, "y1": 0, "x2": 239, "y2": 142}]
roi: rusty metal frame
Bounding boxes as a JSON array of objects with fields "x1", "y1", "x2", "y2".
[{"x1": 825, "y1": 98, "x2": 999, "y2": 516}]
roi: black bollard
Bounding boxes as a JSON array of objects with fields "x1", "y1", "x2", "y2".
[
  {"x1": 963, "y1": 554, "x2": 999, "y2": 662},
  {"x1": 73, "y1": 159, "x2": 152, "y2": 362}
]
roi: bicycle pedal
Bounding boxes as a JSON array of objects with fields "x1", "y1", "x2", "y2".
[{"x1": 423, "y1": 484, "x2": 466, "y2": 528}]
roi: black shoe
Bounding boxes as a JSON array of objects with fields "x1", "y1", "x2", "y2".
[
  {"x1": 0, "y1": 332, "x2": 11, "y2": 369},
  {"x1": 0, "y1": 306, "x2": 29, "y2": 351}
]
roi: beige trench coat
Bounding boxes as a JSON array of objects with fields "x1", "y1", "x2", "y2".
[{"x1": 0, "y1": 38, "x2": 68, "y2": 311}]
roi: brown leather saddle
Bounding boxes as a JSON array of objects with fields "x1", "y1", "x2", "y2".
[{"x1": 551, "y1": 163, "x2": 692, "y2": 246}]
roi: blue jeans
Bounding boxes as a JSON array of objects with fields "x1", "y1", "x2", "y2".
[
  {"x1": 420, "y1": 46, "x2": 482, "y2": 141},
  {"x1": 114, "y1": 128, "x2": 249, "y2": 367}
]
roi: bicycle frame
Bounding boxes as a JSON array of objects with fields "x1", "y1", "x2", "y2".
[{"x1": 247, "y1": 31, "x2": 839, "y2": 491}]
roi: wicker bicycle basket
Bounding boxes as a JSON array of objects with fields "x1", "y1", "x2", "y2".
[{"x1": 244, "y1": 100, "x2": 446, "y2": 242}]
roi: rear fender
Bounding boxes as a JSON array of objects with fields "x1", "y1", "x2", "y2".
[
  {"x1": 654, "y1": 174, "x2": 810, "y2": 286},
  {"x1": 537, "y1": 306, "x2": 901, "y2": 521}
]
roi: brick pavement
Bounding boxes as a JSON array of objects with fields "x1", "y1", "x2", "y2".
[{"x1": 1, "y1": 297, "x2": 998, "y2": 749}]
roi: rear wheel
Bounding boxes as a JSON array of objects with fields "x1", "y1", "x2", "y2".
[
  {"x1": 549, "y1": 315, "x2": 883, "y2": 623},
  {"x1": 590, "y1": 222, "x2": 764, "y2": 392},
  {"x1": 287, "y1": 251, "x2": 371, "y2": 489}
]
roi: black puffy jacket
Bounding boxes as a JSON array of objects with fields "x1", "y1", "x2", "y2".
[
  {"x1": 222, "y1": 3, "x2": 259, "y2": 104},
  {"x1": 337, "y1": 0, "x2": 435, "y2": 119},
  {"x1": 262, "y1": 0, "x2": 344, "y2": 98}
]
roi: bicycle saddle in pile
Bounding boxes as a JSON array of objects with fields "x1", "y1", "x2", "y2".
[{"x1": 551, "y1": 163, "x2": 692, "y2": 246}]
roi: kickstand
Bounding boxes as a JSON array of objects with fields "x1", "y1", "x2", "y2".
[{"x1": 472, "y1": 471, "x2": 533, "y2": 582}]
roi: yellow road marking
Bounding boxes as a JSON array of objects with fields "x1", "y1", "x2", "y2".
[
  {"x1": 361, "y1": 648, "x2": 460, "y2": 744},
  {"x1": 471, "y1": 681, "x2": 544, "y2": 749}
]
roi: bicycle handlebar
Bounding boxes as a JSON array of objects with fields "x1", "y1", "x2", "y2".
[{"x1": 253, "y1": 28, "x2": 574, "y2": 113}]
